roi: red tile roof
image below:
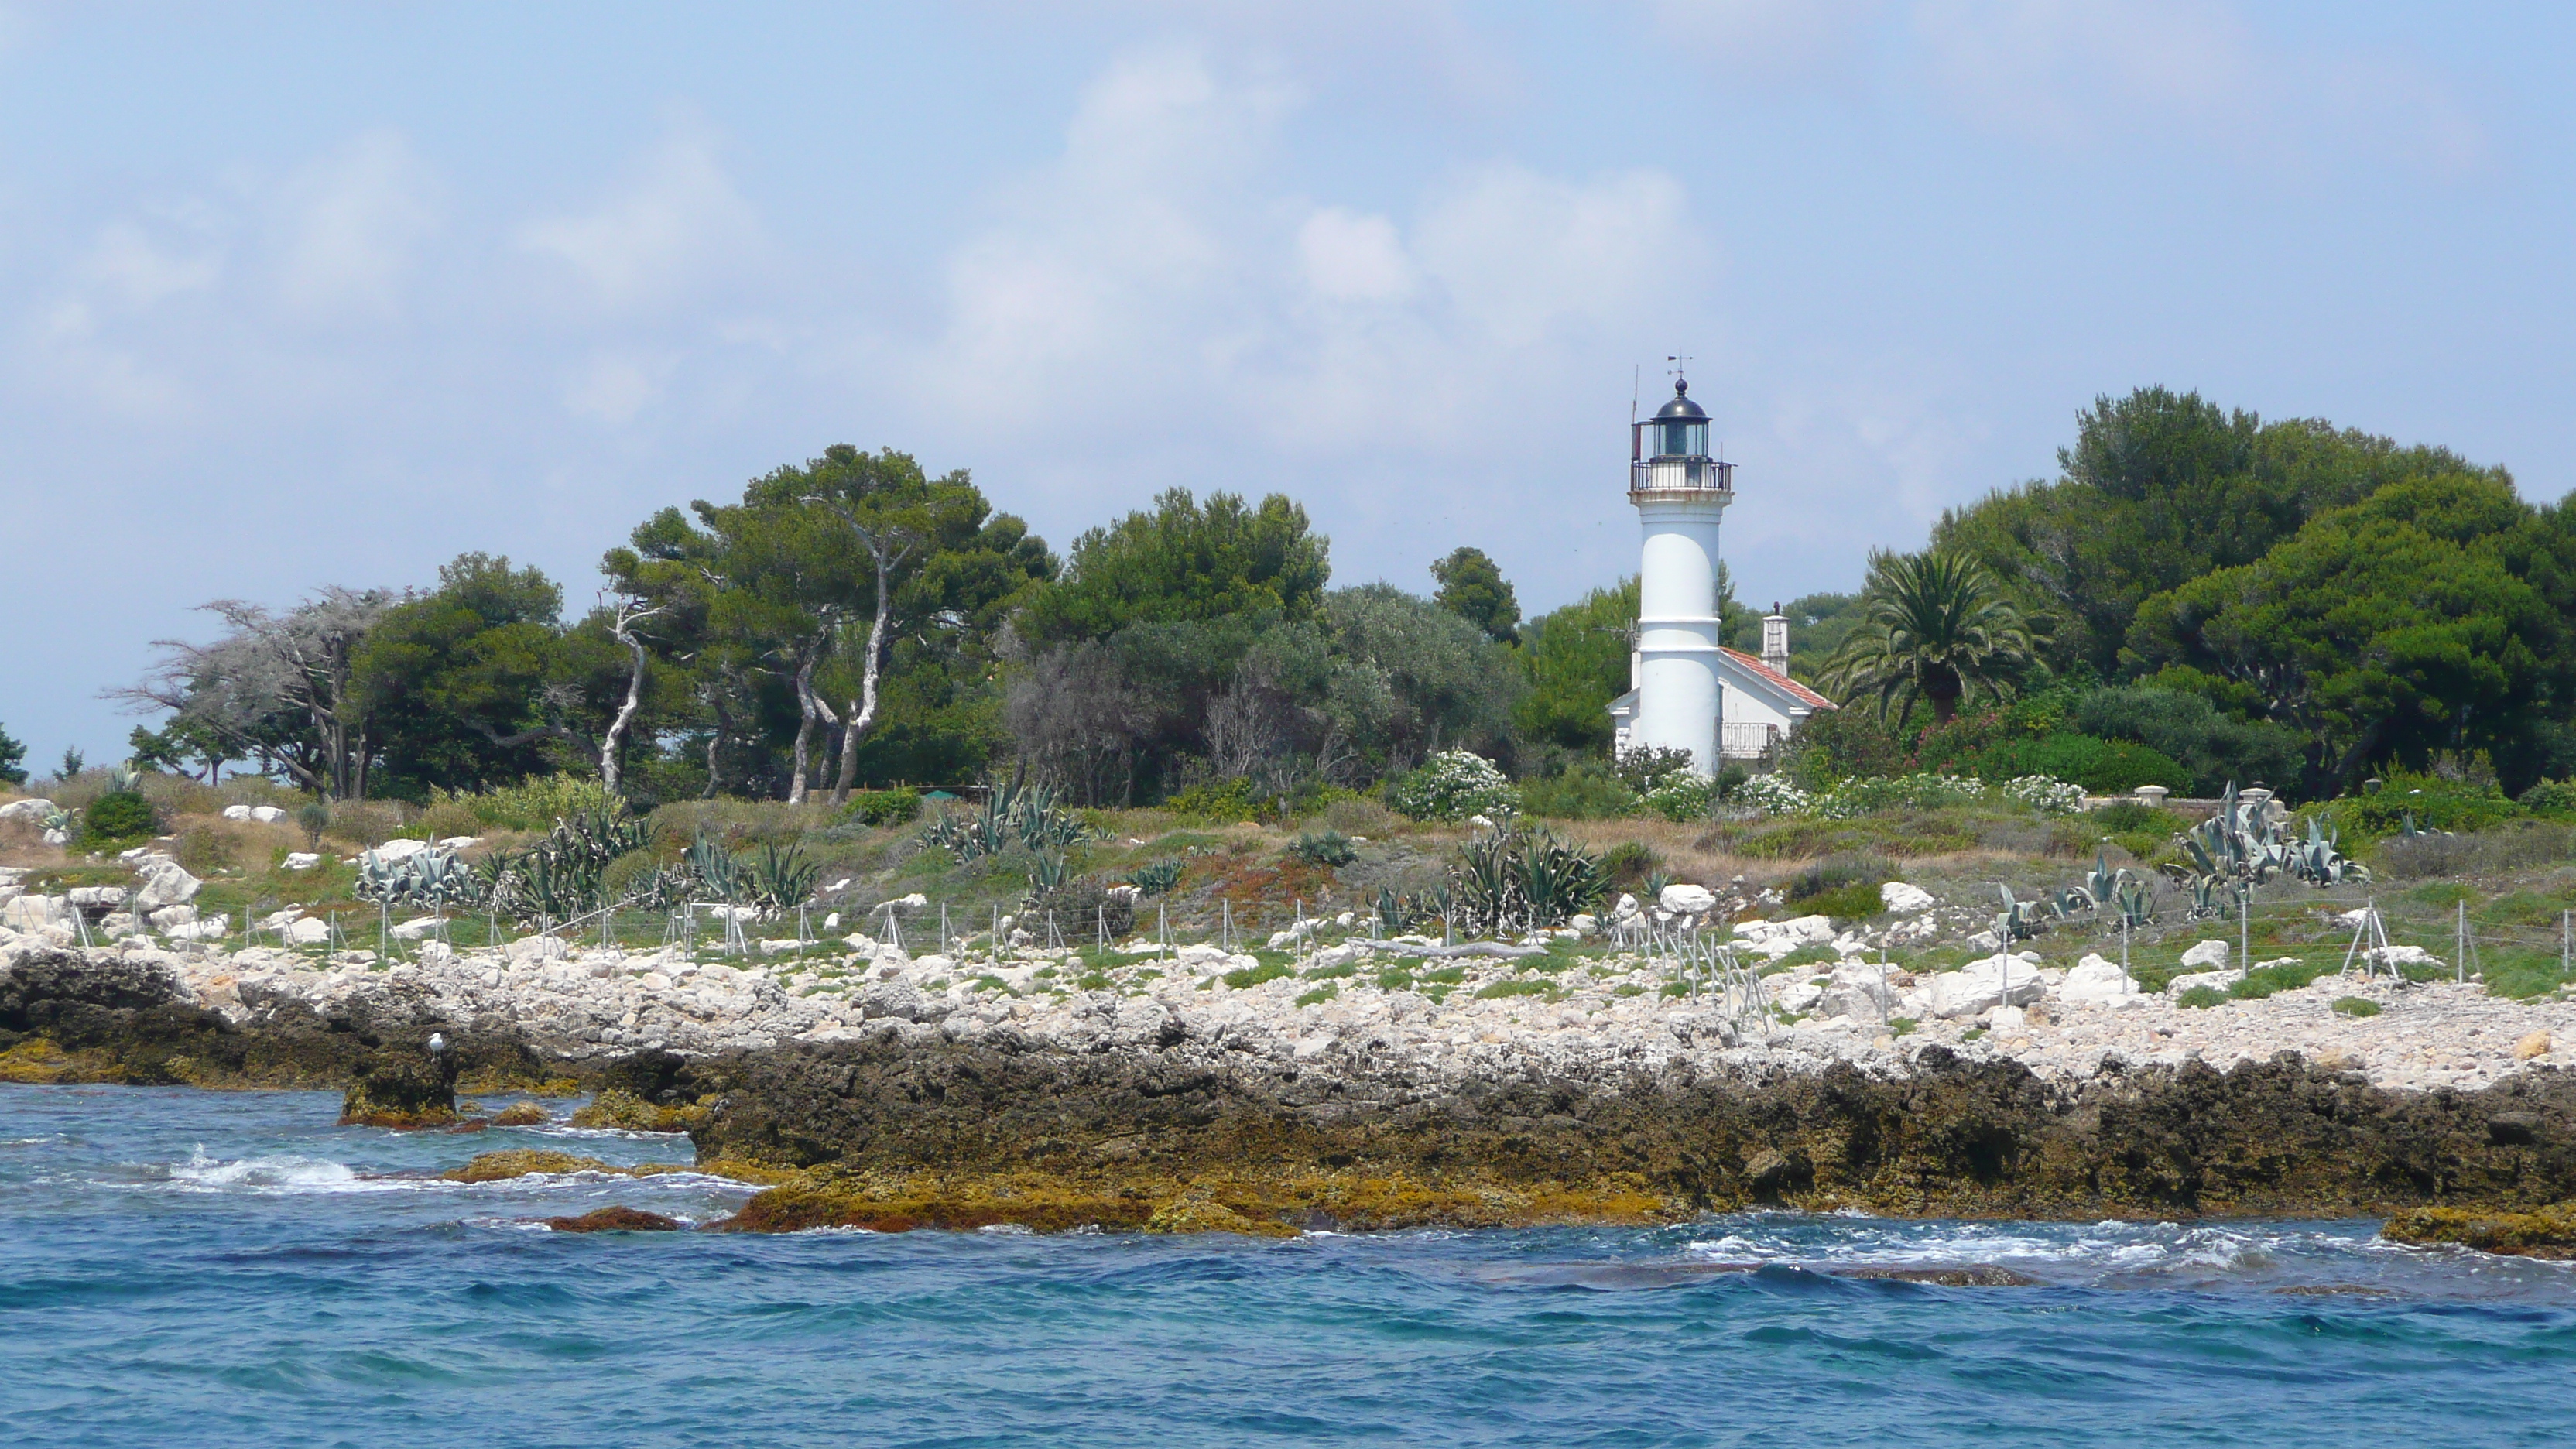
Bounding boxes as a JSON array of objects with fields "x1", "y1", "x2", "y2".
[{"x1": 1721, "y1": 648, "x2": 1836, "y2": 711}]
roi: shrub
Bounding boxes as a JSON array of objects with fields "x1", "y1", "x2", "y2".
[
  {"x1": 2176, "y1": 985, "x2": 2228, "y2": 1009},
  {"x1": 1125, "y1": 858, "x2": 1184, "y2": 896},
  {"x1": 2330, "y1": 995, "x2": 2381, "y2": 1018},
  {"x1": 1601, "y1": 840, "x2": 1660, "y2": 889},
  {"x1": 173, "y1": 825, "x2": 235, "y2": 875},
  {"x1": 1519, "y1": 762, "x2": 1639, "y2": 820},
  {"x1": 841, "y1": 788, "x2": 923, "y2": 827},
  {"x1": 599, "y1": 849, "x2": 663, "y2": 905},
  {"x1": 2373, "y1": 821, "x2": 2572, "y2": 880},
  {"x1": 417, "y1": 802, "x2": 482, "y2": 841},
  {"x1": 1734, "y1": 774, "x2": 1811, "y2": 815},
  {"x1": 1999, "y1": 776, "x2": 2088, "y2": 817},
  {"x1": 78, "y1": 790, "x2": 157, "y2": 846},
  {"x1": 2319, "y1": 769, "x2": 2520, "y2": 840},
  {"x1": 1321, "y1": 796, "x2": 1401, "y2": 836},
  {"x1": 1386, "y1": 751, "x2": 1519, "y2": 822},
  {"x1": 1166, "y1": 776, "x2": 1264, "y2": 824},
  {"x1": 2519, "y1": 779, "x2": 2576, "y2": 819},
  {"x1": 1958, "y1": 733, "x2": 2194, "y2": 795},
  {"x1": 327, "y1": 800, "x2": 406, "y2": 848},
  {"x1": 296, "y1": 802, "x2": 332, "y2": 849},
  {"x1": 1642, "y1": 772, "x2": 1719, "y2": 822},
  {"x1": 430, "y1": 774, "x2": 619, "y2": 833},
  {"x1": 1286, "y1": 830, "x2": 1358, "y2": 867},
  {"x1": 1612, "y1": 745, "x2": 1695, "y2": 795}
]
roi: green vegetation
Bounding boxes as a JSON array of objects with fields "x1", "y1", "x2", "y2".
[
  {"x1": 2331, "y1": 996, "x2": 2382, "y2": 1018},
  {"x1": 77, "y1": 790, "x2": 156, "y2": 847},
  {"x1": 1818, "y1": 550, "x2": 2041, "y2": 725},
  {"x1": 2176, "y1": 985, "x2": 2229, "y2": 1009}
]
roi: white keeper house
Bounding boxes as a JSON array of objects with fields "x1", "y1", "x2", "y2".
[{"x1": 1605, "y1": 371, "x2": 1831, "y2": 774}]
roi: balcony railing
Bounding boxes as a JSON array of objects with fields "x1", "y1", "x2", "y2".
[
  {"x1": 1630, "y1": 456, "x2": 1735, "y2": 494},
  {"x1": 1720, "y1": 721, "x2": 1782, "y2": 759}
]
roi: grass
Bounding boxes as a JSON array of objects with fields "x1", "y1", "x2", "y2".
[
  {"x1": 1769, "y1": 943, "x2": 1838, "y2": 969},
  {"x1": 2176, "y1": 985, "x2": 2228, "y2": 1009},
  {"x1": 1294, "y1": 984, "x2": 1339, "y2": 1007},
  {"x1": 2331, "y1": 995, "x2": 2382, "y2": 1017},
  {"x1": 2227, "y1": 958, "x2": 2330, "y2": 1001},
  {"x1": 1889, "y1": 1016, "x2": 1918, "y2": 1036},
  {"x1": 1795, "y1": 880, "x2": 1886, "y2": 923},
  {"x1": 1474, "y1": 978, "x2": 1558, "y2": 1001}
]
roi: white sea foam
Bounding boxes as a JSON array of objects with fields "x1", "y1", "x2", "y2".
[{"x1": 163, "y1": 1144, "x2": 377, "y2": 1194}]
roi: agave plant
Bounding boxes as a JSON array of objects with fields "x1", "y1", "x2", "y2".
[
  {"x1": 1993, "y1": 885, "x2": 2043, "y2": 943},
  {"x1": 684, "y1": 829, "x2": 741, "y2": 903},
  {"x1": 1450, "y1": 821, "x2": 1608, "y2": 937},
  {"x1": 1125, "y1": 857, "x2": 1184, "y2": 896},
  {"x1": 356, "y1": 846, "x2": 476, "y2": 910},
  {"x1": 744, "y1": 841, "x2": 821, "y2": 912}
]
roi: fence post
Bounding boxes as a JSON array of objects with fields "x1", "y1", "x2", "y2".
[{"x1": 2457, "y1": 899, "x2": 2466, "y2": 983}]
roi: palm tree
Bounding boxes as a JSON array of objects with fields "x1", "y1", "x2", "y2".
[{"x1": 1819, "y1": 550, "x2": 2041, "y2": 726}]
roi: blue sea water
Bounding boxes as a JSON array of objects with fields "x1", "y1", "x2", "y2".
[{"x1": 1, "y1": 1084, "x2": 2571, "y2": 1448}]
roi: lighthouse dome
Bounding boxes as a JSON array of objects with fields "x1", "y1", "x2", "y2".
[{"x1": 1652, "y1": 379, "x2": 1708, "y2": 422}]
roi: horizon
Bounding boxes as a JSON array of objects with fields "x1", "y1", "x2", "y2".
[{"x1": 3, "y1": 2, "x2": 2568, "y2": 762}]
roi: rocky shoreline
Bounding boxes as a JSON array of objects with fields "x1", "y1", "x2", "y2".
[{"x1": 2, "y1": 939, "x2": 2574, "y2": 1244}]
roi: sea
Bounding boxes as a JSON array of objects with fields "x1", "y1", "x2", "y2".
[{"x1": 1, "y1": 1082, "x2": 2570, "y2": 1448}]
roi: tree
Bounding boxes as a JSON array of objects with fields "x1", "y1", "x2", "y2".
[
  {"x1": 2126, "y1": 473, "x2": 2562, "y2": 792},
  {"x1": 354, "y1": 554, "x2": 577, "y2": 794},
  {"x1": 1322, "y1": 584, "x2": 1523, "y2": 777},
  {"x1": 127, "y1": 716, "x2": 241, "y2": 783},
  {"x1": 1820, "y1": 550, "x2": 2042, "y2": 726},
  {"x1": 113, "y1": 590, "x2": 396, "y2": 799},
  {"x1": 1015, "y1": 488, "x2": 1328, "y2": 646},
  {"x1": 1430, "y1": 547, "x2": 1520, "y2": 644},
  {"x1": 1512, "y1": 578, "x2": 1639, "y2": 753},
  {"x1": 0, "y1": 723, "x2": 24, "y2": 786},
  {"x1": 1935, "y1": 387, "x2": 2498, "y2": 675}
]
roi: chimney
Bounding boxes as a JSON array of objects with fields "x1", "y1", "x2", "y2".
[{"x1": 1761, "y1": 601, "x2": 1790, "y2": 677}]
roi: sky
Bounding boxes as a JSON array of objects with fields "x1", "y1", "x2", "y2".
[{"x1": 3, "y1": 2, "x2": 2571, "y2": 765}]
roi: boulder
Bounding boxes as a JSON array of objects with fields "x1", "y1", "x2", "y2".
[
  {"x1": 2367, "y1": 944, "x2": 2440, "y2": 971},
  {"x1": 147, "y1": 904, "x2": 197, "y2": 930},
  {"x1": 248, "y1": 806, "x2": 287, "y2": 824},
  {"x1": 436, "y1": 835, "x2": 480, "y2": 849},
  {"x1": 221, "y1": 804, "x2": 253, "y2": 821},
  {"x1": 167, "y1": 918, "x2": 229, "y2": 942},
  {"x1": 2059, "y1": 954, "x2": 2144, "y2": 1007},
  {"x1": 2164, "y1": 970, "x2": 2236, "y2": 999},
  {"x1": 339, "y1": 1047, "x2": 458, "y2": 1128},
  {"x1": 1773, "y1": 981, "x2": 1824, "y2": 1016},
  {"x1": 285, "y1": 918, "x2": 331, "y2": 946},
  {"x1": 1659, "y1": 883, "x2": 1718, "y2": 916},
  {"x1": 1611, "y1": 892, "x2": 1642, "y2": 923},
  {"x1": 370, "y1": 838, "x2": 432, "y2": 863},
  {"x1": 1732, "y1": 914, "x2": 1834, "y2": 958},
  {"x1": 282, "y1": 852, "x2": 321, "y2": 871},
  {"x1": 2180, "y1": 939, "x2": 2231, "y2": 970},
  {"x1": 390, "y1": 916, "x2": 450, "y2": 941},
  {"x1": 507, "y1": 934, "x2": 570, "y2": 964},
  {"x1": 2516, "y1": 1030, "x2": 2556, "y2": 1062},
  {"x1": 65, "y1": 886, "x2": 125, "y2": 913},
  {"x1": 1, "y1": 896, "x2": 63, "y2": 930},
  {"x1": 0, "y1": 798, "x2": 57, "y2": 824},
  {"x1": 1567, "y1": 913, "x2": 1598, "y2": 937},
  {"x1": 1927, "y1": 953, "x2": 2045, "y2": 1019},
  {"x1": 133, "y1": 860, "x2": 200, "y2": 913},
  {"x1": 1880, "y1": 882, "x2": 1937, "y2": 916}
]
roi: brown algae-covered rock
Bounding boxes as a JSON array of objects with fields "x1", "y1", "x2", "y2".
[
  {"x1": 339, "y1": 1049, "x2": 457, "y2": 1129},
  {"x1": 568, "y1": 1088, "x2": 709, "y2": 1133},
  {"x1": 2381, "y1": 1202, "x2": 2576, "y2": 1259},
  {"x1": 444, "y1": 1149, "x2": 618, "y2": 1182},
  {"x1": 542, "y1": 1206, "x2": 683, "y2": 1232},
  {"x1": 489, "y1": 1101, "x2": 550, "y2": 1126}
]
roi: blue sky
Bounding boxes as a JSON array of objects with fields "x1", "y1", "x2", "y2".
[{"x1": 3, "y1": 2, "x2": 2568, "y2": 764}]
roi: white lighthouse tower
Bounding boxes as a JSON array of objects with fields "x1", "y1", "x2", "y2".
[{"x1": 1627, "y1": 370, "x2": 1734, "y2": 776}]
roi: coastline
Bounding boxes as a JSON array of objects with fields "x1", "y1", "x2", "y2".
[{"x1": 4, "y1": 941, "x2": 2572, "y2": 1240}]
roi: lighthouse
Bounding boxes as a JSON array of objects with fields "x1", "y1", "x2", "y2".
[{"x1": 1626, "y1": 372, "x2": 1734, "y2": 776}]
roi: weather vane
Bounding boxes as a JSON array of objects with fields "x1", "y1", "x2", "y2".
[{"x1": 1667, "y1": 353, "x2": 1693, "y2": 384}]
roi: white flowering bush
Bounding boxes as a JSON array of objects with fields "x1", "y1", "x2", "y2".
[
  {"x1": 1812, "y1": 772, "x2": 1985, "y2": 819},
  {"x1": 2002, "y1": 775, "x2": 2087, "y2": 816},
  {"x1": 1388, "y1": 750, "x2": 1520, "y2": 821},
  {"x1": 1732, "y1": 773, "x2": 1812, "y2": 815},
  {"x1": 1642, "y1": 772, "x2": 1720, "y2": 822}
]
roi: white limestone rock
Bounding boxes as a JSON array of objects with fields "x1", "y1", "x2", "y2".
[
  {"x1": 1927, "y1": 953, "x2": 2045, "y2": 1019},
  {"x1": 2059, "y1": 954, "x2": 2145, "y2": 1007},
  {"x1": 2165, "y1": 970, "x2": 2237, "y2": 999},
  {"x1": 369, "y1": 839, "x2": 431, "y2": 863},
  {"x1": 282, "y1": 852, "x2": 321, "y2": 871},
  {"x1": 1880, "y1": 882, "x2": 1937, "y2": 916},
  {"x1": 248, "y1": 806, "x2": 287, "y2": 824},
  {"x1": 1659, "y1": 883, "x2": 1718, "y2": 916},
  {"x1": 285, "y1": 918, "x2": 331, "y2": 946},
  {"x1": 2180, "y1": 939, "x2": 2231, "y2": 970},
  {"x1": 221, "y1": 804, "x2": 254, "y2": 821},
  {"x1": 134, "y1": 859, "x2": 201, "y2": 913},
  {"x1": 2, "y1": 896, "x2": 63, "y2": 930}
]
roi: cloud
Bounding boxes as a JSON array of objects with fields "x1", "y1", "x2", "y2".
[
  {"x1": 516, "y1": 118, "x2": 765, "y2": 310},
  {"x1": 564, "y1": 349, "x2": 680, "y2": 425},
  {"x1": 74, "y1": 222, "x2": 220, "y2": 310},
  {"x1": 272, "y1": 130, "x2": 439, "y2": 320},
  {"x1": 1653, "y1": 0, "x2": 2486, "y2": 175},
  {"x1": 1297, "y1": 207, "x2": 1410, "y2": 304}
]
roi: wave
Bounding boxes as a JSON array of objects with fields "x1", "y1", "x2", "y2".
[{"x1": 163, "y1": 1145, "x2": 384, "y2": 1194}]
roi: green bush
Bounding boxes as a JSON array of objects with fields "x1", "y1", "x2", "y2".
[
  {"x1": 1785, "y1": 851, "x2": 1894, "y2": 902},
  {"x1": 1602, "y1": 840, "x2": 1660, "y2": 888},
  {"x1": 840, "y1": 788, "x2": 923, "y2": 827},
  {"x1": 2176, "y1": 985, "x2": 2228, "y2": 1009},
  {"x1": 1519, "y1": 762, "x2": 1638, "y2": 820},
  {"x1": 2519, "y1": 779, "x2": 2576, "y2": 819},
  {"x1": 2320, "y1": 769, "x2": 2522, "y2": 839},
  {"x1": 430, "y1": 774, "x2": 618, "y2": 833},
  {"x1": 1642, "y1": 772, "x2": 1719, "y2": 822},
  {"x1": 327, "y1": 800, "x2": 406, "y2": 848},
  {"x1": 416, "y1": 801, "x2": 482, "y2": 841},
  {"x1": 78, "y1": 790, "x2": 158, "y2": 846},
  {"x1": 1958, "y1": 733, "x2": 2194, "y2": 794},
  {"x1": 1797, "y1": 881, "x2": 1887, "y2": 922},
  {"x1": 2330, "y1": 995, "x2": 2381, "y2": 1018},
  {"x1": 1166, "y1": 776, "x2": 1264, "y2": 824}
]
